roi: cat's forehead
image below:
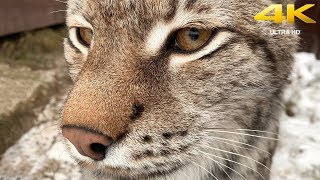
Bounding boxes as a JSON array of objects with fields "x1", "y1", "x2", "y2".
[
  {"x1": 67, "y1": 0, "x2": 241, "y2": 22},
  {"x1": 68, "y1": 0, "x2": 176, "y2": 20}
]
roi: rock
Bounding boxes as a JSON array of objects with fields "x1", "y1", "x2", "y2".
[
  {"x1": 0, "y1": 57, "x2": 70, "y2": 156},
  {"x1": 0, "y1": 94, "x2": 82, "y2": 179}
]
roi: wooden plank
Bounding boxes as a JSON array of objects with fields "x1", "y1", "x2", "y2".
[
  {"x1": 295, "y1": 0, "x2": 320, "y2": 58},
  {"x1": 0, "y1": 0, "x2": 66, "y2": 36}
]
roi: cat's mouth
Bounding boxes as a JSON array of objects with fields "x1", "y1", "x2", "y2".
[
  {"x1": 77, "y1": 157, "x2": 186, "y2": 178},
  {"x1": 63, "y1": 127, "x2": 194, "y2": 178}
]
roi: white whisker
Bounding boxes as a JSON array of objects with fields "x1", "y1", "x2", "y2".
[
  {"x1": 196, "y1": 148, "x2": 266, "y2": 180},
  {"x1": 205, "y1": 129, "x2": 279, "y2": 141},
  {"x1": 202, "y1": 144, "x2": 271, "y2": 172},
  {"x1": 54, "y1": 0, "x2": 67, "y2": 4},
  {"x1": 204, "y1": 128, "x2": 320, "y2": 150},
  {"x1": 209, "y1": 138, "x2": 261, "y2": 154},
  {"x1": 207, "y1": 136, "x2": 271, "y2": 155},
  {"x1": 214, "y1": 159, "x2": 233, "y2": 180},
  {"x1": 232, "y1": 129, "x2": 279, "y2": 136},
  {"x1": 190, "y1": 161, "x2": 219, "y2": 180},
  {"x1": 210, "y1": 128, "x2": 280, "y2": 136},
  {"x1": 217, "y1": 128, "x2": 320, "y2": 150},
  {"x1": 49, "y1": 10, "x2": 67, "y2": 14},
  {"x1": 192, "y1": 153, "x2": 246, "y2": 180}
]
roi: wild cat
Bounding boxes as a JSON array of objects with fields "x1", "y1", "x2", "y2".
[{"x1": 61, "y1": 0, "x2": 298, "y2": 179}]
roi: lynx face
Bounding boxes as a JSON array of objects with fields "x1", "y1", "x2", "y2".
[{"x1": 61, "y1": 0, "x2": 297, "y2": 179}]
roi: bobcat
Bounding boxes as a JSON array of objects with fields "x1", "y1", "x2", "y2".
[{"x1": 61, "y1": 0, "x2": 298, "y2": 179}]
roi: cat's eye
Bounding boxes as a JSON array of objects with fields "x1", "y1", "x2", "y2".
[
  {"x1": 76, "y1": 27, "x2": 93, "y2": 47},
  {"x1": 175, "y1": 27, "x2": 213, "y2": 51}
]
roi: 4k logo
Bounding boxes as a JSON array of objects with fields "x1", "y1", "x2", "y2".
[{"x1": 254, "y1": 4, "x2": 316, "y2": 24}]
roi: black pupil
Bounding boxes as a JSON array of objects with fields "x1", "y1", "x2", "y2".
[{"x1": 189, "y1": 28, "x2": 200, "y2": 41}]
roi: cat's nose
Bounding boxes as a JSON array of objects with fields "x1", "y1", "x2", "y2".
[{"x1": 62, "y1": 126, "x2": 113, "y2": 161}]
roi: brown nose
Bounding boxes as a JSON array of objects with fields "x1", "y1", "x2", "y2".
[{"x1": 62, "y1": 126, "x2": 113, "y2": 160}]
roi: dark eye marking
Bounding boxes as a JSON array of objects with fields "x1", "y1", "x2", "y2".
[
  {"x1": 76, "y1": 27, "x2": 93, "y2": 47},
  {"x1": 66, "y1": 36, "x2": 81, "y2": 53},
  {"x1": 130, "y1": 103, "x2": 145, "y2": 120}
]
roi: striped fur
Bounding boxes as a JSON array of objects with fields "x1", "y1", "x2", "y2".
[{"x1": 62, "y1": 0, "x2": 298, "y2": 179}]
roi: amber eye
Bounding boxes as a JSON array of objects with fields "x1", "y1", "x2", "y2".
[
  {"x1": 175, "y1": 27, "x2": 213, "y2": 51},
  {"x1": 77, "y1": 27, "x2": 93, "y2": 47}
]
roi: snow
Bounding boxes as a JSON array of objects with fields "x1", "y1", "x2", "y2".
[
  {"x1": 0, "y1": 52, "x2": 319, "y2": 179},
  {"x1": 271, "y1": 52, "x2": 320, "y2": 180}
]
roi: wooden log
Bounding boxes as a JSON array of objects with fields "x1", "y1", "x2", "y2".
[{"x1": 0, "y1": 0, "x2": 66, "y2": 36}]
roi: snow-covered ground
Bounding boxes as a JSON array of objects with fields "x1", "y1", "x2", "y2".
[
  {"x1": 0, "y1": 52, "x2": 319, "y2": 179},
  {"x1": 271, "y1": 53, "x2": 320, "y2": 180}
]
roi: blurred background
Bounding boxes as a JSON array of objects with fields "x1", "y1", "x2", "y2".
[{"x1": 0, "y1": 0, "x2": 319, "y2": 179}]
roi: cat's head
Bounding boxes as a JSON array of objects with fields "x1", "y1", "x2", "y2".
[{"x1": 61, "y1": 0, "x2": 297, "y2": 178}]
